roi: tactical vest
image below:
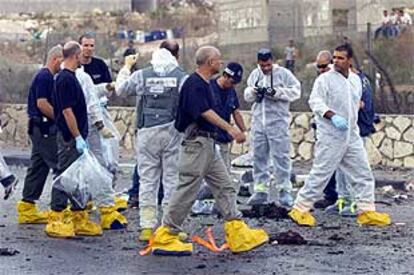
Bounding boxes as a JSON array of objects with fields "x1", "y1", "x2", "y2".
[{"x1": 137, "y1": 66, "x2": 186, "y2": 129}]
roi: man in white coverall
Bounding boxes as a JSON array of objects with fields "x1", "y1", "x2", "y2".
[
  {"x1": 288, "y1": 44, "x2": 391, "y2": 227},
  {"x1": 0, "y1": 153, "x2": 18, "y2": 200},
  {"x1": 115, "y1": 40, "x2": 187, "y2": 241},
  {"x1": 0, "y1": 94, "x2": 18, "y2": 200},
  {"x1": 244, "y1": 48, "x2": 301, "y2": 208},
  {"x1": 75, "y1": 67, "x2": 128, "y2": 230}
]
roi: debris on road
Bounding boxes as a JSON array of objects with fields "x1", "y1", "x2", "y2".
[
  {"x1": 269, "y1": 230, "x2": 307, "y2": 245},
  {"x1": 241, "y1": 203, "x2": 289, "y2": 219},
  {"x1": 0, "y1": 248, "x2": 20, "y2": 256}
]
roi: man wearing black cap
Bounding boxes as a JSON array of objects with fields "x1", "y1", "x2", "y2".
[
  {"x1": 244, "y1": 48, "x2": 301, "y2": 208},
  {"x1": 192, "y1": 62, "x2": 247, "y2": 215},
  {"x1": 210, "y1": 62, "x2": 246, "y2": 168}
]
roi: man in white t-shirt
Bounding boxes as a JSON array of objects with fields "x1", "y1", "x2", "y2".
[{"x1": 284, "y1": 40, "x2": 296, "y2": 74}]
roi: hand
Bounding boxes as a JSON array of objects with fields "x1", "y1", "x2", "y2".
[
  {"x1": 124, "y1": 53, "x2": 139, "y2": 70},
  {"x1": 100, "y1": 127, "x2": 114, "y2": 139},
  {"x1": 106, "y1": 82, "x2": 116, "y2": 96},
  {"x1": 228, "y1": 127, "x2": 246, "y2": 144},
  {"x1": 331, "y1": 115, "x2": 348, "y2": 131},
  {"x1": 75, "y1": 136, "x2": 88, "y2": 154},
  {"x1": 99, "y1": 98, "x2": 108, "y2": 108}
]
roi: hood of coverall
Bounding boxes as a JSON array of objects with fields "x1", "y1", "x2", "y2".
[{"x1": 150, "y1": 48, "x2": 179, "y2": 76}]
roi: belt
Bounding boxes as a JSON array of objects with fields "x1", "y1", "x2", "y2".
[
  {"x1": 195, "y1": 130, "x2": 217, "y2": 139},
  {"x1": 29, "y1": 117, "x2": 44, "y2": 124}
]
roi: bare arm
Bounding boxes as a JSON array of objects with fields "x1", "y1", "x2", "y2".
[
  {"x1": 201, "y1": 109, "x2": 233, "y2": 132},
  {"x1": 62, "y1": 108, "x2": 80, "y2": 138},
  {"x1": 232, "y1": 109, "x2": 246, "y2": 132},
  {"x1": 37, "y1": 98, "x2": 54, "y2": 119},
  {"x1": 201, "y1": 109, "x2": 245, "y2": 143}
]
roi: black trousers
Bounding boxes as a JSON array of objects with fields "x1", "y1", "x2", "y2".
[
  {"x1": 22, "y1": 126, "x2": 57, "y2": 203},
  {"x1": 323, "y1": 172, "x2": 338, "y2": 201},
  {"x1": 50, "y1": 132, "x2": 83, "y2": 211}
]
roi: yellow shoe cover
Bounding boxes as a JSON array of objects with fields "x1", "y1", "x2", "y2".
[
  {"x1": 224, "y1": 220, "x2": 269, "y2": 253},
  {"x1": 44, "y1": 210, "x2": 75, "y2": 238},
  {"x1": 288, "y1": 208, "x2": 316, "y2": 227},
  {"x1": 72, "y1": 211, "x2": 103, "y2": 236},
  {"x1": 151, "y1": 226, "x2": 193, "y2": 256},
  {"x1": 139, "y1": 228, "x2": 153, "y2": 241},
  {"x1": 17, "y1": 201, "x2": 49, "y2": 224},
  {"x1": 99, "y1": 206, "x2": 128, "y2": 230},
  {"x1": 114, "y1": 196, "x2": 128, "y2": 212},
  {"x1": 357, "y1": 211, "x2": 391, "y2": 227}
]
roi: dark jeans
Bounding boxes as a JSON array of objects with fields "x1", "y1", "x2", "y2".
[
  {"x1": 128, "y1": 164, "x2": 164, "y2": 204},
  {"x1": 22, "y1": 125, "x2": 57, "y2": 203},
  {"x1": 374, "y1": 26, "x2": 400, "y2": 39},
  {"x1": 285, "y1": 60, "x2": 295, "y2": 73},
  {"x1": 323, "y1": 172, "x2": 338, "y2": 201},
  {"x1": 50, "y1": 133, "x2": 83, "y2": 211}
]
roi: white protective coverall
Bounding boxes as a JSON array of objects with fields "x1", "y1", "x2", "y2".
[
  {"x1": 294, "y1": 69, "x2": 375, "y2": 212},
  {"x1": 115, "y1": 49, "x2": 187, "y2": 229},
  {"x1": 75, "y1": 67, "x2": 116, "y2": 207},
  {"x1": 0, "y1": 153, "x2": 11, "y2": 180},
  {"x1": 244, "y1": 64, "x2": 301, "y2": 195}
]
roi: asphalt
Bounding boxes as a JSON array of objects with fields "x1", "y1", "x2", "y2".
[{"x1": 0, "y1": 147, "x2": 413, "y2": 275}]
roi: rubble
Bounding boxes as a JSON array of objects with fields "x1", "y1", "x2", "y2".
[
  {"x1": 269, "y1": 230, "x2": 307, "y2": 245},
  {"x1": 0, "y1": 248, "x2": 20, "y2": 256},
  {"x1": 241, "y1": 203, "x2": 289, "y2": 220}
]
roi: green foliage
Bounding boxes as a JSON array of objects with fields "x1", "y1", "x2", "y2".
[{"x1": 373, "y1": 32, "x2": 414, "y2": 85}]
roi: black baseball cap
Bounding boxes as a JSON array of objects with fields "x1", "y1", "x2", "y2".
[{"x1": 257, "y1": 48, "x2": 273, "y2": 61}]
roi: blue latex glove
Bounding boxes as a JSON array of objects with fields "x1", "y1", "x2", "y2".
[
  {"x1": 331, "y1": 115, "x2": 348, "y2": 131},
  {"x1": 75, "y1": 136, "x2": 88, "y2": 154}
]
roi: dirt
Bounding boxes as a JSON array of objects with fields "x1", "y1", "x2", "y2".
[{"x1": 0, "y1": 163, "x2": 413, "y2": 274}]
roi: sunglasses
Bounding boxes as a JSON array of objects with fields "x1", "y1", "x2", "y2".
[{"x1": 316, "y1": 63, "x2": 329, "y2": 69}]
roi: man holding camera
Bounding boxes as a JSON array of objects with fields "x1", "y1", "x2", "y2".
[{"x1": 244, "y1": 48, "x2": 301, "y2": 207}]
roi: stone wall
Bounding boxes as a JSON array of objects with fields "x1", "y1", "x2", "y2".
[
  {"x1": 230, "y1": 112, "x2": 414, "y2": 169},
  {"x1": 1, "y1": 104, "x2": 413, "y2": 168}
]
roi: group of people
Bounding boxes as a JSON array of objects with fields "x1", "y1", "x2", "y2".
[
  {"x1": 375, "y1": 8, "x2": 412, "y2": 39},
  {"x1": 2, "y1": 35, "x2": 128, "y2": 239},
  {"x1": 0, "y1": 34, "x2": 392, "y2": 256}
]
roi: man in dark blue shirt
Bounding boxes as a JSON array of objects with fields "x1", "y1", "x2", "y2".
[
  {"x1": 150, "y1": 46, "x2": 268, "y2": 256},
  {"x1": 17, "y1": 45, "x2": 63, "y2": 224},
  {"x1": 79, "y1": 33, "x2": 112, "y2": 85},
  {"x1": 46, "y1": 41, "x2": 102, "y2": 239},
  {"x1": 210, "y1": 62, "x2": 246, "y2": 166},
  {"x1": 191, "y1": 62, "x2": 247, "y2": 215}
]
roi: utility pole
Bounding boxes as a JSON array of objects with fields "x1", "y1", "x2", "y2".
[{"x1": 366, "y1": 22, "x2": 375, "y2": 94}]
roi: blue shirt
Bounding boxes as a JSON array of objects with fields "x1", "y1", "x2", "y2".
[
  {"x1": 357, "y1": 72, "x2": 375, "y2": 137},
  {"x1": 83, "y1": 57, "x2": 112, "y2": 84},
  {"x1": 52, "y1": 69, "x2": 88, "y2": 141},
  {"x1": 175, "y1": 73, "x2": 217, "y2": 133},
  {"x1": 210, "y1": 77, "x2": 240, "y2": 143},
  {"x1": 27, "y1": 68, "x2": 54, "y2": 119}
]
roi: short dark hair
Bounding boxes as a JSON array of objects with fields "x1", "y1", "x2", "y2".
[
  {"x1": 78, "y1": 33, "x2": 95, "y2": 44},
  {"x1": 335, "y1": 44, "x2": 354, "y2": 59},
  {"x1": 160, "y1": 40, "x2": 179, "y2": 58}
]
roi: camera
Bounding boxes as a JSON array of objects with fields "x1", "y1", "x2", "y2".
[{"x1": 255, "y1": 87, "x2": 275, "y2": 103}]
